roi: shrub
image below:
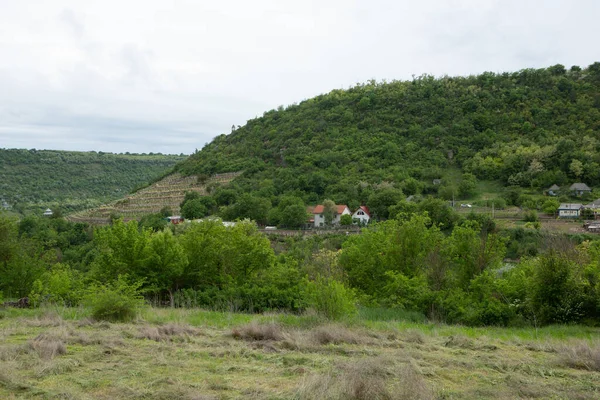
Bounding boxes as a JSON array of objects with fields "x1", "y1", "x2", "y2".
[
  {"x1": 303, "y1": 275, "x2": 357, "y2": 320},
  {"x1": 523, "y1": 210, "x2": 539, "y2": 222},
  {"x1": 83, "y1": 276, "x2": 145, "y2": 322}
]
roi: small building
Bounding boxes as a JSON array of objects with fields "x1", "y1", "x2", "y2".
[
  {"x1": 558, "y1": 203, "x2": 582, "y2": 218},
  {"x1": 432, "y1": 179, "x2": 442, "y2": 185},
  {"x1": 586, "y1": 223, "x2": 600, "y2": 232},
  {"x1": 547, "y1": 184, "x2": 560, "y2": 196},
  {"x1": 570, "y1": 183, "x2": 591, "y2": 196},
  {"x1": 167, "y1": 215, "x2": 183, "y2": 224},
  {"x1": 43, "y1": 208, "x2": 53, "y2": 217},
  {"x1": 583, "y1": 199, "x2": 600, "y2": 219},
  {"x1": 311, "y1": 204, "x2": 351, "y2": 227},
  {"x1": 352, "y1": 206, "x2": 371, "y2": 225}
]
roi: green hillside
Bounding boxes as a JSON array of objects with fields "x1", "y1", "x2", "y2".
[
  {"x1": 176, "y1": 63, "x2": 600, "y2": 207},
  {"x1": 0, "y1": 149, "x2": 186, "y2": 215}
]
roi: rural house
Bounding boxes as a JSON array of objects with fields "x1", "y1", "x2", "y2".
[
  {"x1": 546, "y1": 184, "x2": 560, "y2": 196},
  {"x1": 558, "y1": 203, "x2": 583, "y2": 218},
  {"x1": 570, "y1": 183, "x2": 591, "y2": 196},
  {"x1": 43, "y1": 208, "x2": 53, "y2": 216},
  {"x1": 352, "y1": 205, "x2": 371, "y2": 225},
  {"x1": 311, "y1": 204, "x2": 351, "y2": 227},
  {"x1": 584, "y1": 199, "x2": 600, "y2": 219}
]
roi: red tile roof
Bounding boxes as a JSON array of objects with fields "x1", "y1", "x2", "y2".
[
  {"x1": 311, "y1": 204, "x2": 348, "y2": 215},
  {"x1": 358, "y1": 205, "x2": 370, "y2": 216}
]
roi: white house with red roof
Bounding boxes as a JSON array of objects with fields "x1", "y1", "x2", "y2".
[
  {"x1": 311, "y1": 204, "x2": 351, "y2": 227},
  {"x1": 352, "y1": 205, "x2": 371, "y2": 225}
]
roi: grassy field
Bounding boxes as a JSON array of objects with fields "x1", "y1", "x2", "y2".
[{"x1": 1, "y1": 307, "x2": 599, "y2": 399}]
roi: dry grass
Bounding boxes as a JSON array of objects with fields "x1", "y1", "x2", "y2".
[
  {"x1": 232, "y1": 322, "x2": 285, "y2": 341},
  {"x1": 309, "y1": 324, "x2": 366, "y2": 345},
  {"x1": 28, "y1": 333, "x2": 67, "y2": 360},
  {"x1": 23, "y1": 310, "x2": 64, "y2": 327},
  {"x1": 1, "y1": 309, "x2": 599, "y2": 399},
  {"x1": 296, "y1": 359, "x2": 433, "y2": 400},
  {"x1": 137, "y1": 323, "x2": 201, "y2": 342},
  {"x1": 558, "y1": 341, "x2": 600, "y2": 371}
]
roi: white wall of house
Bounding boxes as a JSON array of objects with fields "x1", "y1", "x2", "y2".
[
  {"x1": 559, "y1": 209, "x2": 580, "y2": 218},
  {"x1": 313, "y1": 207, "x2": 351, "y2": 227},
  {"x1": 352, "y1": 209, "x2": 370, "y2": 225}
]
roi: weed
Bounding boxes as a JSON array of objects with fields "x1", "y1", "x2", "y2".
[{"x1": 402, "y1": 329, "x2": 426, "y2": 344}]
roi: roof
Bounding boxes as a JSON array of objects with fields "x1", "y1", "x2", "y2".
[
  {"x1": 354, "y1": 205, "x2": 371, "y2": 217},
  {"x1": 586, "y1": 199, "x2": 600, "y2": 207},
  {"x1": 312, "y1": 204, "x2": 349, "y2": 215},
  {"x1": 548, "y1": 184, "x2": 560, "y2": 191},
  {"x1": 570, "y1": 183, "x2": 591, "y2": 191},
  {"x1": 558, "y1": 203, "x2": 583, "y2": 210}
]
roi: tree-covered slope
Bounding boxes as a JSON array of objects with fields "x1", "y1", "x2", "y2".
[
  {"x1": 0, "y1": 149, "x2": 186, "y2": 214},
  {"x1": 176, "y1": 63, "x2": 600, "y2": 205}
]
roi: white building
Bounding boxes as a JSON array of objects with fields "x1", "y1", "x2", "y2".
[
  {"x1": 311, "y1": 204, "x2": 351, "y2": 227},
  {"x1": 352, "y1": 206, "x2": 371, "y2": 225},
  {"x1": 43, "y1": 208, "x2": 53, "y2": 216},
  {"x1": 558, "y1": 203, "x2": 582, "y2": 218}
]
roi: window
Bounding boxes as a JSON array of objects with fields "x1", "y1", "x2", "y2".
[{"x1": 357, "y1": 211, "x2": 364, "y2": 215}]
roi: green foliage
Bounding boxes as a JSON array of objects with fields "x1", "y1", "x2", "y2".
[
  {"x1": 542, "y1": 199, "x2": 560, "y2": 215},
  {"x1": 28, "y1": 263, "x2": 84, "y2": 307},
  {"x1": 84, "y1": 276, "x2": 145, "y2": 322},
  {"x1": 530, "y1": 251, "x2": 584, "y2": 324},
  {"x1": 0, "y1": 149, "x2": 185, "y2": 215},
  {"x1": 523, "y1": 210, "x2": 539, "y2": 223},
  {"x1": 303, "y1": 275, "x2": 357, "y2": 320},
  {"x1": 181, "y1": 198, "x2": 208, "y2": 219},
  {"x1": 367, "y1": 188, "x2": 403, "y2": 220},
  {"x1": 340, "y1": 214, "x2": 353, "y2": 226}
]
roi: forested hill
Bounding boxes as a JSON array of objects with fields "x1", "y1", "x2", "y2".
[
  {"x1": 0, "y1": 149, "x2": 186, "y2": 215},
  {"x1": 176, "y1": 63, "x2": 600, "y2": 205}
]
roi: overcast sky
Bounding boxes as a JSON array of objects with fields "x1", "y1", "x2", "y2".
[{"x1": 1, "y1": 0, "x2": 598, "y2": 154}]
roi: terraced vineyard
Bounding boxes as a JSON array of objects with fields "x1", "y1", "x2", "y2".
[{"x1": 67, "y1": 172, "x2": 240, "y2": 224}]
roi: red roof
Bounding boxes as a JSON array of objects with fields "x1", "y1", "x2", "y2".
[
  {"x1": 357, "y1": 205, "x2": 370, "y2": 217},
  {"x1": 311, "y1": 204, "x2": 349, "y2": 215}
]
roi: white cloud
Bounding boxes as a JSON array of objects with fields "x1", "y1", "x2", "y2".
[{"x1": 0, "y1": 0, "x2": 598, "y2": 154}]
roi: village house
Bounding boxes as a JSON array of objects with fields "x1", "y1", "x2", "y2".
[
  {"x1": 311, "y1": 204, "x2": 351, "y2": 227},
  {"x1": 43, "y1": 208, "x2": 53, "y2": 217},
  {"x1": 546, "y1": 184, "x2": 560, "y2": 196},
  {"x1": 584, "y1": 199, "x2": 600, "y2": 219},
  {"x1": 570, "y1": 183, "x2": 591, "y2": 196},
  {"x1": 167, "y1": 215, "x2": 183, "y2": 224},
  {"x1": 558, "y1": 203, "x2": 582, "y2": 218},
  {"x1": 352, "y1": 205, "x2": 371, "y2": 225}
]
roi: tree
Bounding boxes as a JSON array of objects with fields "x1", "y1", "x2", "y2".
[
  {"x1": 340, "y1": 214, "x2": 353, "y2": 225},
  {"x1": 281, "y1": 204, "x2": 308, "y2": 228},
  {"x1": 570, "y1": 159, "x2": 584, "y2": 178},
  {"x1": 145, "y1": 229, "x2": 187, "y2": 306},
  {"x1": 367, "y1": 188, "x2": 404, "y2": 220},
  {"x1": 181, "y1": 199, "x2": 208, "y2": 220},
  {"x1": 322, "y1": 199, "x2": 337, "y2": 225}
]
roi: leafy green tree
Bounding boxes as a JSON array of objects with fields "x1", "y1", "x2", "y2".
[
  {"x1": 281, "y1": 203, "x2": 309, "y2": 228},
  {"x1": 145, "y1": 229, "x2": 187, "y2": 306},
  {"x1": 367, "y1": 188, "x2": 403, "y2": 220},
  {"x1": 340, "y1": 214, "x2": 353, "y2": 226},
  {"x1": 181, "y1": 198, "x2": 208, "y2": 219},
  {"x1": 322, "y1": 199, "x2": 337, "y2": 225}
]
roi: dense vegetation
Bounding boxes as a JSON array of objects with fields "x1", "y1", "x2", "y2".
[
  {"x1": 176, "y1": 63, "x2": 600, "y2": 211},
  {"x1": 0, "y1": 149, "x2": 186, "y2": 215},
  {"x1": 2, "y1": 211, "x2": 599, "y2": 327}
]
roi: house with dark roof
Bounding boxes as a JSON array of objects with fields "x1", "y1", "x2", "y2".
[
  {"x1": 310, "y1": 204, "x2": 351, "y2": 227},
  {"x1": 547, "y1": 184, "x2": 560, "y2": 196},
  {"x1": 570, "y1": 183, "x2": 591, "y2": 196},
  {"x1": 558, "y1": 203, "x2": 583, "y2": 218}
]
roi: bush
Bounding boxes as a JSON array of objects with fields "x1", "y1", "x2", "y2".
[
  {"x1": 304, "y1": 276, "x2": 356, "y2": 320},
  {"x1": 84, "y1": 276, "x2": 145, "y2": 322},
  {"x1": 523, "y1": 210, "x2": 539, "y2": 222}
]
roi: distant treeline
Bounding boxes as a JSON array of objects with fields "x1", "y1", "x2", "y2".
[{"x1": 0, "y1": 149, "x2": 186, "y2": 214}]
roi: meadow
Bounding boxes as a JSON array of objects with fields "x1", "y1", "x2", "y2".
[{"x1": 1, "y1": 306, "x2": 599, "y2": 400}]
